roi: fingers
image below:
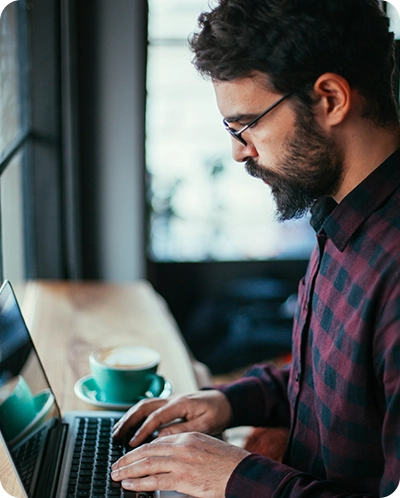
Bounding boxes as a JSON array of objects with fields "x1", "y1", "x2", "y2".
[
  {"x1": 112, "y1": 398, "x2": 167, "y2": 442},
  {"x1": 111, "y1": 436, "x2": 193, "y2": 494},
  {"x1": 111, "y1": 441, "x2": 174, "y2": 485},
  {"x1": 113, "y1": 396, "x2": 191, "y2": 447},
  {"x1": 129, "y1": 402, "x2": 188, "y2": 446},
  {"x1": 112, "y1": 455, "x2": 171, "y2": 481},
  {"x1": 112, "y1": 390, "x2": 232, "y2": 449},
  {"x1": 120, "y1": 474, "x2": 173, "y2": 494},
  {"x1": 112, "y1": 433, "x2": 206, "y2": 473},
  {"x1": 112, "y1": 434, "x2": 193, "y2": 478},
  {"x1": 111, "y1": 451, "x2": 177, "y2": 493},
  {"x1": 156, "y1": 413, "x2": 213, "y2": 438},
  {"x1": 110, "y1": 432, "x2": 250, "y2": 498}
]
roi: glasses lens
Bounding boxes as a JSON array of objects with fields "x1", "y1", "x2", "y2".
[
  {"x1": 223, "y1": 120, "x2": 247, "y2": 146},
  {"x1": 231, "y1": 131, "x2": 247, "y2": 146}
]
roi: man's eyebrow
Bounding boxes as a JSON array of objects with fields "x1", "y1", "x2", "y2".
[{"x1": 224, "y1": 112, "x2": 259, "y2": 123}]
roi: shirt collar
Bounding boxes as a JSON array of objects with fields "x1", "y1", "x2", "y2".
[{"x1": 310, "y1": 147, "x2": 400, "y2": 251}]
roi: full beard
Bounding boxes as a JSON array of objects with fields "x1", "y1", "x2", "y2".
[{"x1": 245, "y1": 111, "x2": 344, "y2": 221}]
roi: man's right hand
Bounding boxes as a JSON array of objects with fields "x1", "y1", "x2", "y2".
[{"x1": 112, "y1": 389, "x2": 232, "y2": 447}]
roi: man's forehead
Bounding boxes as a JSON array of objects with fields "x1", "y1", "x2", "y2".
[{"x1": 212, "y1": 74, "x2": 277, "y2": 116}]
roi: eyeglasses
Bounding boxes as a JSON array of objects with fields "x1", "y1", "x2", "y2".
[{"x1": 222, "y1": 90, "x2": 295, "y2": 146}]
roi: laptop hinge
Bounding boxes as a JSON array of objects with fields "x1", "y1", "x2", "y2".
[{"x1": 33, "y1": 420, "x2": 68, "y2": 498}]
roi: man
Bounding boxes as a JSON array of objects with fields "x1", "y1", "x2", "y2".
[{"x1": 111, "y1": 0, "x2": 400, "y2": 496}]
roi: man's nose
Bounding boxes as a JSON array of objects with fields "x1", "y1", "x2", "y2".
[{"x1": 231, "y1": 138, "x2": 258, "y2": 163}]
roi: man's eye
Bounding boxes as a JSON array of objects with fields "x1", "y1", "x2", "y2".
[{"x1": 241, "y1": 119, "x2": 258, "y2": 129}]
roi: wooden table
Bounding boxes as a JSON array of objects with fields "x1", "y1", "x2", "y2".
[{"x1": 0, "y1": 280, "x2": 202, "y2": 497}]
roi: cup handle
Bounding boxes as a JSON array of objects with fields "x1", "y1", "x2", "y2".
[{"x1": 145, "y1": 374, "x2": 165, "y2": 398}]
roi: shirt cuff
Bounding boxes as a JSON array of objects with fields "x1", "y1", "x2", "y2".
[
  {"x1": 213, "y1": 377, "x2": 274, "y2": 428},
  {"x1": 226, "y1": 453, "x2": 290, "y2": 498}
]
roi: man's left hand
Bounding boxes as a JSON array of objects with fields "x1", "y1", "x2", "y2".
[{"x1": 111, "y1": 431, "x2": 250, "y2": 497}]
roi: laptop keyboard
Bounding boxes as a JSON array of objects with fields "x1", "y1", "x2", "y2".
[{"x1": 66, "y1": 416, "x2": 130, "y2": 498}]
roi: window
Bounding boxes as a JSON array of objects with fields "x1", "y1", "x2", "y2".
[
  {"x1": 0, "y1": 0, "x2": 80, "y2": 283},
  {"x1": 146, "y1": 0, "x2": 315, "y2": 263},
  {"x1": 0, "y1": 1, "x2": 30, "y2": 282},
  {"x1": 387, "y1": 2, "x2": 400, "y2": 38}
]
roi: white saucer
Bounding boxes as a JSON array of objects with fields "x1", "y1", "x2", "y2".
[
  {"x1": 74, "y1": 374, "x2": 174, "y2": 410},
  {"x1": 10, "y1": 389, "x2": 55, "y2": 445}
]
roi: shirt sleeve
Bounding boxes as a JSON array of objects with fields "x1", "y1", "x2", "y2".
[
  {"x1": 372, "y1": 277, "x2": 400, "y2": 496},
  {"x1": 214, "y1": 369, "x2": 382, "y2": 497},
  {"x1": 213, "y1": 363, "x2": 291, "y2": 428},
  {"x1": 226, "y1": 455, "x2": 380, "y2": 497}
]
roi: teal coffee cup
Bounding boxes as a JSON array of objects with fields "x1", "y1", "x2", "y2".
[
  {"x1": 89, "y1": 345, "x2": 165, "y2": 403},
  {"x1": 0, "y1": 375, "x2": 36, "y2": 441}
]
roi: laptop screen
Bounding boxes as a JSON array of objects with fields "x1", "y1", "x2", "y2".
[{"x1": 0, "y1": 280, "x2": 60, "y2": 489}]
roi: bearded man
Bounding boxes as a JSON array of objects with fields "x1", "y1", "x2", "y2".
[{"x1": 111, "y1": 1, "x2": 400, "y2": 496}]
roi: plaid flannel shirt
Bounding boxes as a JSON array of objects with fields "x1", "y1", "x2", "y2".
[{"x1": 217, "y1": 148, "x2": 400, "y2": 497}]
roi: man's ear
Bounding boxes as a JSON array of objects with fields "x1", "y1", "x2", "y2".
[{"x1": 313, "y1": 73, "x2": 351, "y2": 127}]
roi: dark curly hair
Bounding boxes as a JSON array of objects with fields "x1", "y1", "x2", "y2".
[{"x1": 189, "y1": 0, "x2": 399, "y2": 126}]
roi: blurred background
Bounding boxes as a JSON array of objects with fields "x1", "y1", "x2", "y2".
[{"x1": 0, "y1": 0, "x2": 399, "y2": 375}]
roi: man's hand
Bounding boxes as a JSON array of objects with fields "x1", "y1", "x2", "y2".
[
  {"x1": 111, "y1": 432, "x2": 250, "y2": 497},
  {"x1": 112, "y1": 390, "x2": 232, "y2": 447}
]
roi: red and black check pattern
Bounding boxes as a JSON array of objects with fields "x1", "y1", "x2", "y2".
[{"x1": 216, "y1": 149, "x2": 400, "y2": 497}]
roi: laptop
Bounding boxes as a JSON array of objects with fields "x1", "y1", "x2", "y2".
[{"x1": 0, "y1": 280, "x2": 190, "y2": 498}]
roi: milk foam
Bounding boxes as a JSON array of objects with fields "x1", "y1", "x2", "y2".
[{"x1": 97, "y1": 346, "x2": 158, "y2": 369}]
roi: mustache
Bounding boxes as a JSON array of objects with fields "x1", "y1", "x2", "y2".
[
  {"x1": 245, "y1": 158, "x2": 278, "y2": 185},
  {"x1": 245, "y1": 158, "x2": 263, "y2": 178},
  {"x1": 245, "y1": 158, "x2": 261, "y2": 178}
]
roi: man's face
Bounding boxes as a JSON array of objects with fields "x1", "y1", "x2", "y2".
[{"x1": 213, "y1": 73, "x2": 344, "y2": 221}]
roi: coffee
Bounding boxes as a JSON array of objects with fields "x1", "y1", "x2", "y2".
[{"x1": 95, "y1": 346, "x2": 158, "y2": 369}]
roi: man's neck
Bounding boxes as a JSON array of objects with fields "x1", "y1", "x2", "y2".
[{"x1": 333, "y1": 122, "x2": 400, "y2": 203}]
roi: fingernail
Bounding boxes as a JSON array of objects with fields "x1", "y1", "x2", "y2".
[
  {"x1": 111, "y1": 462, "x2": 118, "y2": 470},
  {"x1": 111, "y1": 469, "x2": 119, "y2": 479}
]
